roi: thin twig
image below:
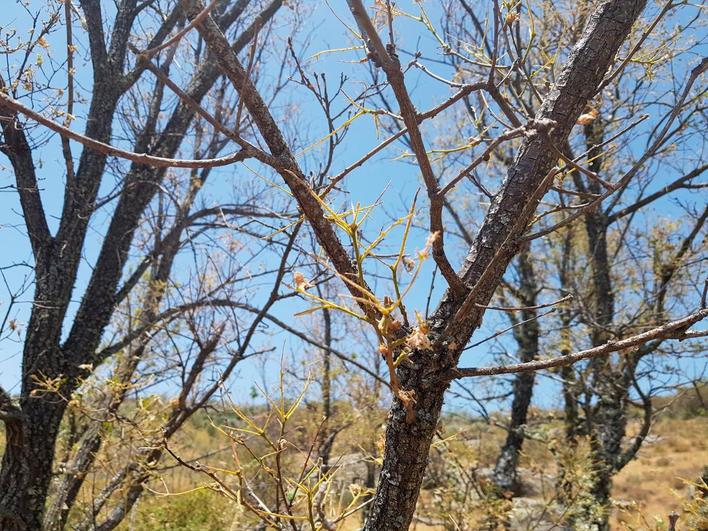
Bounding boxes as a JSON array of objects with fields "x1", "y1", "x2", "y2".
[{"x1": 476, "y1": 294, "x2": 572, "y2": 312}]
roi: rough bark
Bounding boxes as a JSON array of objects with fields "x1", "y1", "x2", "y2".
[
  {"x1": 0, "y1": 395, "x2": 66, "y2": 530},
  {"x1": 0, "y1": 2, "x2": 274, "y2": 528},
  {"x1": 363, "y1": 2, "x2": 646, "y2": 528}
]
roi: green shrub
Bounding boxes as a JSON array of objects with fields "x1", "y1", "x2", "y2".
[{"x1": 120, "y1": 488, "x2": 234, "y2": 531}]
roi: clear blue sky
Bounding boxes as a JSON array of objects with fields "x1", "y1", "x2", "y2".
[{"x1": 1, "y1": 1, "x2": 705, "y2": 414}]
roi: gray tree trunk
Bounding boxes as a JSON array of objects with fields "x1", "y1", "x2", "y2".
[
  {"x1": 569, "y1": 111, "x2": 622, "y2": 531},
  {"x1": 492, "y1": 249, "x2": 540, "y2": 495}
]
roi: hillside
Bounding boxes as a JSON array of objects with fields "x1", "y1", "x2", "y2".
[
  {"x1": 118, "y1": 389, "x2": 707, "y2": 530},
  {"x1": 1, "y1": 387, "x2": 705, "y2": 529}
]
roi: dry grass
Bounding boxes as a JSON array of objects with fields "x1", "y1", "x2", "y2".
[
  {"x1": 1, "y1": 400, "x2": 705, "y2": 529},
  {"x1": 612, "y1": 416, "x2": 707, "y2": 529}
]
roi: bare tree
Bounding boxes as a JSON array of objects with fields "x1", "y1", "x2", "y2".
[
  {"x1": 1, "y1": 1, "x2": 705, "y2": 530},
  {"x1": 177, "y1": 0, "x2": 704, "y2": 528},
  {"x1": 0, "y1": 1, "x2": 287, "y2": 528}
]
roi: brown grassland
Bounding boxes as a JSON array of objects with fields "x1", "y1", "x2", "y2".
[{"x1": 1, "y1": 388, "x2": 705, "y2": 530}]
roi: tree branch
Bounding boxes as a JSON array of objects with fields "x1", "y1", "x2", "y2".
[
  {"x1": 347, "y1": 0, "x2": 466, "y2": 296},
  {"x1": 78, "y1": 0, "x2": 108, "y2": 69},
  {"x1": 449, "y1": 308, "x2": 708, "y2": 379},
  {"x1": 0, "y1": 80, "x2": 52, "y2": 261},
  {"x1": 0, "y1": 91, "x2": 258, "y2": 169},
  {"x1": 185, "y1": 0, "x2": 381, "y2": 323},
  {"x1": 606, "y1": 164, "x2": 707, "y2": 224}
]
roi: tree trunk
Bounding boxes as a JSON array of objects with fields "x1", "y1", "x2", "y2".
[
  {"x1": 364, "y1": 370, "x2": 449, "y2": 529},
  {"x1": 0, "y1": 277, "x2": 76, "y2": 529},
  {"x1": 319, "y1": 305, "x2": 335, "y2": 471},
  {"x1": 570, "y1": 105, "x2": 624, "y2": 531},
  {"x1": 44, "y1": 423, "x2": 103, "y2": 531},
  {"x1": 0, "y1": 387, "x2": 67, "y2": 530},
  {"x1": 363, "y1": 1, "x2": 646, "y2": 528},
  {"x1": 491, "y1": 367, "x2": 536, "y2": 493},
  {"x1": 557, "y1": 227, "x2": 580, "y2": 505},
  {"x1": 492, "y1": 250, "x2": 539, "y2": 494}
]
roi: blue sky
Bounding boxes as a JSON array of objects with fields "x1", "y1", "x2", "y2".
[
  {"x1": 0, "y1": 0, "x2": 452, "y2": 398},
  {"x1": 0, "y1": 1, "x2": 705, "y2": 414}
]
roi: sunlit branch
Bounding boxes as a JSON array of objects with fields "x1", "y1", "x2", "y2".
[{"x1": 450, "y1": 308, "x2": 708, "y2": 379}]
